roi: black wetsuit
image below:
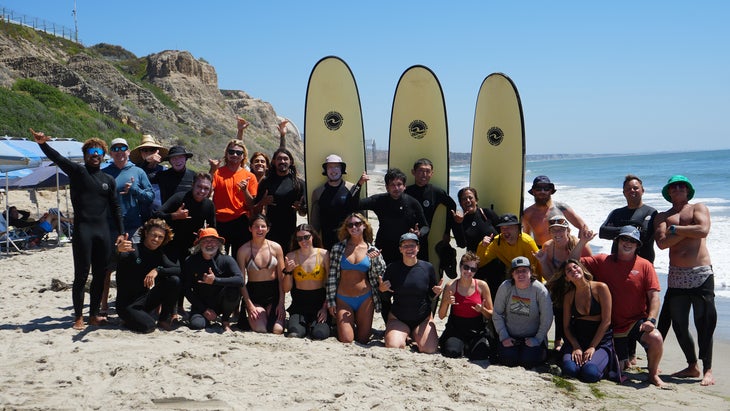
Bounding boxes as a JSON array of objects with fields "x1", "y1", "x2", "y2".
[
  {"x1": 382, "y1": 260, "x2": 437, "y2": 329},
  {"x1": 116, "y1": 243, "x2": 181, "y2": 333},
  {"x1": 182, "y1": 252, "x2": 243, "y2": 329},
  {"x1": 40, "y1": 143, "x2": 123, "y2": 319},
  {"x1": 153, "y1": 167, "x2": 196, "y2": 204},
  {"x1": 155, "y1": 190, "x2": 216, "y2": 260},
  {"x1": 313, "y1": 181, "x2": 360, "y2": 250},
  {"x1": 255, "y1": 173, "x2": 305, "y2": 254},
  {"x1": 453, "y1": 207, "x2": 500, "y2": 252},
  {"x1": 353, "y1": 193, "x2": 429, "y2": 264},
  {"x1": 599, "y1": 204, "x2": 657, "y2": 262},
  {"x1": 405, "y1": 183, "x2": 456, "y2": 262}
]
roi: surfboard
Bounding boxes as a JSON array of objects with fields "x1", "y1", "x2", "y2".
[
  {"x1": 388, "y1": 65, "x2": 449, "y2": 276},
  {"x1": 304, "y1": 56, "x2": 366, "y2": 223},
  {"x1": 470, "y1": 73, "x2": 525, "y2": 217}
]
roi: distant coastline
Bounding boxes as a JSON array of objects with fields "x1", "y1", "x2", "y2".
[{"x1": 365, "y1": 148, "x2": 730, "y2": 169}]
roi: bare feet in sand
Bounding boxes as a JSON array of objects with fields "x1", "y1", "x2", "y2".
[
  {"x1": 701, "y1": 369, "x2": 715, "y2": 386},
  {"x1": 72, "y1": 316, "x2": 85, "y2": 330},
  {"x1": 222, "y1": 321, "x2": 232, "y2": 332},
  {"x1": 649, "y1": 374, "x2": 667, "y2": 388},
  {"x1": 671, "y1": 364, "x2": 701, "y2": 378},
  {"x1": 88, "y1": 315, "x2": 109, "y2": 326}
]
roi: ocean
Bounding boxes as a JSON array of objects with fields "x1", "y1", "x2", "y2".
[{"x1": 448, "y1": 149, "x2": 730, "y2": 339}]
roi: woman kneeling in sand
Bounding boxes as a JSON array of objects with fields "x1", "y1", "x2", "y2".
[
  {"x1": 327, "y1": 213, "x2": 385, "y2": 344},
  {"x1": 237, "y1": 214, "x2": 286, "y2": 334},
  {"x1": 379, "y1": 232, "x2": 442, "y2": 354},
  {"x1": 438, "y1": 251, "x2": 495, "y2": 359},
  {"x1": 551, "y1": 259, "x2": 618, "y2": 382},
  {"x1": 282, "y1": 224, "x2": 331, "y2": 339}
]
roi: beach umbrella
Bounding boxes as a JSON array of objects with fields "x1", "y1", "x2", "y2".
[
  {"x1": 0, "y1": 136, "x2": 84, "y2": 163},
  {"x1": 9, "y1": 164, "x2": 69, "y2": 189},
  {"x1": 0, "y1": 140, "x2": 42, "y2": 171},
  {"x1": 0, "y1": 137, "x2": 82, "y2": 246}
]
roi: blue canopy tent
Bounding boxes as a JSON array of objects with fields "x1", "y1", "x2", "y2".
[{"x1": 0, "y1": 137, "x2": 83, "y2": 249}]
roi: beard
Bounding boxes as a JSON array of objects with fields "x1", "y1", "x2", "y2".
[{"x1": 534, "y1": 196, "x2": 550, "y2": 206}]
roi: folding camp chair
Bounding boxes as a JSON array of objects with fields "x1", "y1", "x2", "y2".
[{"x1": 0, "y1": 213, "x2": 29, "y2": 252}]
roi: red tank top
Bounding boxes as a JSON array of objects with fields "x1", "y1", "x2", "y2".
[{"x1": 451, "y1": 279, "x2": 482, "y2": 318}]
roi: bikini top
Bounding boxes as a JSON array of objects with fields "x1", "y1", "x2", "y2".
[
  {"x1": 571, "y1": 283, "x2": 601, "y2": 319},
  {"x1": 292, "y1": 250, "x2": 325, "y2": 281},
  {"x1": 246, "y1": 241, "x2": 278, "y2": 271},
  {"x1": 340, "y1": 254, "x2": 370, "y2": 272}
]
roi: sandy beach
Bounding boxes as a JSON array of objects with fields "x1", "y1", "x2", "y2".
[{"x1": 1, "y1": 182, "x2": 729, "y2": 410}]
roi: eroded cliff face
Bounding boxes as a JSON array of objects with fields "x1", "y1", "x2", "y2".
[{"x1": 0, "y1": 28, "x2": 301, "y2": 167}]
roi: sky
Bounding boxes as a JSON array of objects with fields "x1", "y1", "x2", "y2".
[{"x1": 3, "y1": 1, "x2": 729, "y2": 155}]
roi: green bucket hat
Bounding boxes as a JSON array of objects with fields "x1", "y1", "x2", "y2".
[{"x1": 662, "y1": 175, "x2": 695, "y2": 202}]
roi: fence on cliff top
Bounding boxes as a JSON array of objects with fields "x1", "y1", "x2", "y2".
[{"x1": 0, "y1": 6, "x2": 81, "y2": 44}]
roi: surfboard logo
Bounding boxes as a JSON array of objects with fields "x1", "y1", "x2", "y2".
[
  {"x1": 324, "y1": 111, "x2": 344, "y2": 130},
  {"x1": 487, "y1": 126, "x2": 504, "y2": 146},
  {"x1": 409, "y1": 120, "x2": 428, "y2": 139}
]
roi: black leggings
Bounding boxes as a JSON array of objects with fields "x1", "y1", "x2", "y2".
[
  {"x1": 118, "y1": 276, "x2": 181, "y2": 333},
  {"x1": 668, "y1": 276, "x2": 716, "y2": 369},
  {"x1": 287, "y1": 313, "x2": 330, "y2": 340},
  {"x1": 71, "y1": 222, "x2": 112, "y2": 317},
  {"x1": 189, "y1": 287, "x2": 241, "y2": 329},
  {"x1": 217, "y1": 214, "x2": 251, "y2": 257}
]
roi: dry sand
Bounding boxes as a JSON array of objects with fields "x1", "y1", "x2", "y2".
[{"x1": 1, "y1": 180, "x2": 729, "y2": 410}]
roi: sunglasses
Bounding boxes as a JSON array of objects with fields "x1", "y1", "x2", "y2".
[
  {"x1": 346, "y1": 221, "x2": 363, "y2": 228},
  {"x1": 533, "y1": 186, "x2": 552, "y2": 192},
  {"x1": 619, "y1": 237, "x2": 640, "y2": 244},
  {"x1": 227, "y1": 149, "x2": 244, "y2": 156},
  {"x1": 85, "y1": 147, "x2": 104, "y2": 156},
  {"x1": 461, "y1": 265, "x2": 478, "y2": 273},
  {"x1": 140, "y1": 147, "x2": 158, "y2": 152},
  {"x1": 549, "y1": 218, "x2": 568, "y2": 225},
  {"x1": 295, "y1": 234, "x2": 312, "y2": 242},
  {"x1": 110, "y1": 145, "x2": 128, "y2": 152}
]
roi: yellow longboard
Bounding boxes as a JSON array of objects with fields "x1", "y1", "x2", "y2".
[
  {"x1": 470, "y1": 73, "x2": 525, "y2": 217},
  {"x1": 304, "y1": 56, "x2": 366, "y2": 222},
  {"x1": 388, "y1": 65, "x2": 449, "y2": 274}
]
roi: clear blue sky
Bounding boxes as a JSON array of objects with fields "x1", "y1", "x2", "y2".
[{"x1": 4, "y1": 1, "x2": 729, "y2": 154}]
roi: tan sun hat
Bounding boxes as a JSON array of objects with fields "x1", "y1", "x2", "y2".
[{"x1": 130, "y1": 134, "x2": 169, "y2": 164}]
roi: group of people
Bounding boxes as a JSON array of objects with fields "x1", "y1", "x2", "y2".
[{"x1": 27, "y1": 122, "x2": 716, "y2": 387}]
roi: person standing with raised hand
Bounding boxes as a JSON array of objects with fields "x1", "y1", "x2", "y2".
[
  {"x1": 30, "y1": 128, "x2": 124, "y2": 330},
  {"x1": 254, "y1": 147, "x2": 306, "y2": 255},
  {"x1": 209, "y1": 139, "x2": 258, "y2": 256}
]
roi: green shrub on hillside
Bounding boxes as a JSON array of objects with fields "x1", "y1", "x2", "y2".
[{"x1": 0, "y1": 79, "x2": 138, "y2": 143}]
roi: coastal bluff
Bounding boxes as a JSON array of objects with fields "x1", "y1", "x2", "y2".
[{"x1": 0, "y1": 23, "x2": 301, "y2": 166}]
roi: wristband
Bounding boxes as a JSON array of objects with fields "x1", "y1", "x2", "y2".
[
  {"x1": 647, "y1": 317, "x2": 656, "y2": 325},
  {"x1": 283, "y1": 270, "x2": 293, "y2": 275}
]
